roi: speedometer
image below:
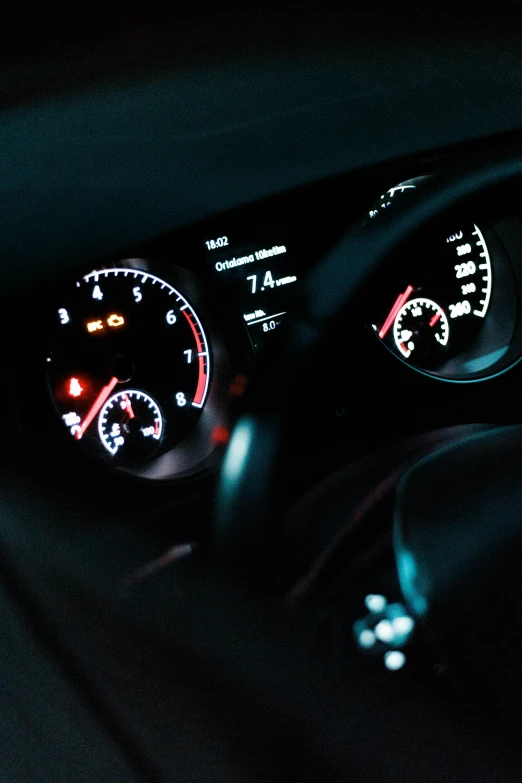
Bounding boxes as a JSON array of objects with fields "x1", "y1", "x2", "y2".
[
  {"x1": 450, "y1": 224, "x2": 492, "y2": 318},
  {"x1": 47, "y1": 264, "x2": 211, "y2": 465},
  {"x1": 373, "y1": 221, "x2": 494, "y2": 372},
  {"x1": 364, "y1": 176, "x2": 520, "y2": 379}
]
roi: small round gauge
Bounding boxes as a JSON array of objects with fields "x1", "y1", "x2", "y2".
[
  {"x1": 393, "y1": 298, "x2": 449, "y2": 360},
  {"x1": 47, "y1": 265, "x2": 211, "y2": 465},
  {"x1": 98, "y1": 389, "x2": 163, "y2": 460}
]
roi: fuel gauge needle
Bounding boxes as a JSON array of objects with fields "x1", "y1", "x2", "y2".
[
  {"x1": 75, "y1": 376, "x2": 119, "y2": 439},
  {"x1": 123, "y1": 393, "x2": 135, "y2": 419},
  {"x1": 379, "y1": 285, "x2": 414, "y2": 339}
]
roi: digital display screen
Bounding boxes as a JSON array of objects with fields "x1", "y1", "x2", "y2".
[{"x1": 205, "y1": 233, "x2": 299, "y2": 348}]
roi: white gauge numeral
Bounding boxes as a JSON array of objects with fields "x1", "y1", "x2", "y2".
[
  {"x1": 92, "y1": 285, "x2": 103, "y2": 300},
  {"x1": 456, "y1": 243, "x2": 472, "y2": 256},
  {"x1": 184, "y1": 349, "x2": 192, "y2": 364},
  {"x1": 58, "y1": 308, "x2": 70, "y2": 325},
  {"x1": 176, "y1": 392, "x2": 187, "y2": 407},
  {"x1": 449, "y1": 300, "x2": 471, "y2": 318},
  {"x1": 446, "y1": 231, "x2": 463, "y2": 243},
  {"x1": 133, "y1": 286, "x2": 142, "y2": 303},
  {"x1": 166, "y1": 310, "x2": 177, "y2": 325},
  {"x1": 263, "y1": 270, "x2": 275, "y2": 289},
  {"x1": 62, "y1": 411, "x2": 81, "y2": 438},
  {"x1": 454, "y1": 261, "x2": 476, "y2": 279}
]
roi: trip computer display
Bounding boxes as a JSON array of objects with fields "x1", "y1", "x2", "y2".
[{"x1": 205, "y1": 233, "x2": 299, "y2": 348}]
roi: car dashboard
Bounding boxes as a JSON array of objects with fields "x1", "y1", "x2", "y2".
[
  {"x1": 2, "y1": 135, "x2": 522, "y2": 518},
  {"x1": 6, "y1": 14, "x2": 522, "y2": 783}
]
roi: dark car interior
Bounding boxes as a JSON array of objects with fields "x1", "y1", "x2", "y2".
[{"x1": 5, "y1": 8, "x2": 522, "y2": 781}]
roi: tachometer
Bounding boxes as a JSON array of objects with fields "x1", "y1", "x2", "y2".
[{"x1": 47, "y1": 265, "x2": 211, "y2": 464}]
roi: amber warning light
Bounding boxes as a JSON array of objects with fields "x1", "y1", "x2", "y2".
[
  {"x1": 86, "y1": 313, "x2": 125, "y2": 333},
  {"x1": 107, "y1": 314, "x2": 125, "y2": 327}
]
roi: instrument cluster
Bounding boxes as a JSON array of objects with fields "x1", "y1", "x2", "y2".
[{"x1": 31, "y1": 169, "x2": 522, "y2": 481}]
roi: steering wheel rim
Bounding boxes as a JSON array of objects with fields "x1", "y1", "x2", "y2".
[{"x1": 214, "y1": 150, "x2": 522, "y2": 575}]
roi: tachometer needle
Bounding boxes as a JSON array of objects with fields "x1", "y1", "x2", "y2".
[
  {"x1": 379, "y1": 285, "x2": 414, "y2": 339},
  {"x1": 75, "y1": 376, "x2": 119, "y2": 439}
]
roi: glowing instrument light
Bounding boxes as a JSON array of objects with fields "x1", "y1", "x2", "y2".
[
  {"x1": 68, "y1": 377, "x2": 84, "y2": 398},
  {"x1": 74, "y1": 376, "x2": 119, "y2": 440},
  {"x1": 107, "y1": 313, "x2": 125, "y2": 328},
  {"x1": 379, "y1": 285, "x2": 414, "y2": 339}
]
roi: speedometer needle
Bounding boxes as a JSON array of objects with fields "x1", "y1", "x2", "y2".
[
  {"x1": 379, "y1": 285, "x2": 414, "y2": 339},
  {"x1": 75, "y1": 376, "x2": 119, "y2": 439}
]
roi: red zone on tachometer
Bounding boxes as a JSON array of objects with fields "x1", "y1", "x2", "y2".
[{"x1": 182, "y1": 308, "x2": 208, "y2": 407}]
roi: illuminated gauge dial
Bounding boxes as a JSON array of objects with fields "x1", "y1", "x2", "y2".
[
  {"x1": 47, "y1": 266, "x2": 211, "y2": 465},
  {"x1": 98, "y1": 389, "x2": 163, "y2": 460},
  {"x1": 393, "y1": 298, "x2": 449, "y2": 360},
  {"x1": 370, "y1": 216, "x2": 501, "y2": 375}
]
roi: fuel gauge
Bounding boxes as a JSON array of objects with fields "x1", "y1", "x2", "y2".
[
  {"x1": 98, "y1": 389, "x2": 163, "y2": 460},
  {"x1": 393, "y1": 297, "x2": 449, "y2": 360}
]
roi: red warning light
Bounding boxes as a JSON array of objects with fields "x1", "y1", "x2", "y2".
[
  {"x1": 211, "y1": 425, "x2": 231, "y2": 445},
  {"x1": 68, "y1": 377, "x2": 84, "y2": 398}
]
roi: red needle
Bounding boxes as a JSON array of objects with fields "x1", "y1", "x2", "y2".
[
  {"x1": 429, "y1": 311, "x2": 442, "y2": 327},
  {"x1": 379, "y1": 285, "x2": 414, "y2": 339},
  {"x1": 123, "y1": 394, "x2": 135, "y2": 419},
  {"x1": 75, "y1": 376, "x2": 118, "y2": 439}
]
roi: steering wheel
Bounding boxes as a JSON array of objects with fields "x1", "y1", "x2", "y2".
[{"x1": 211, "y1": 151, "x2": 522, "y2": 778}]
